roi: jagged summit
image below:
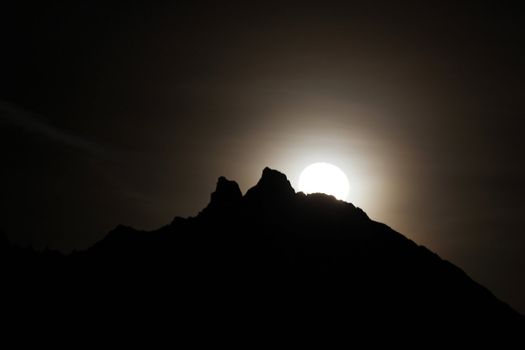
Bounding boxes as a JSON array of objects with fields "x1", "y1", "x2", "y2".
[
  {"x1": 204, "y1": 167, "x2": 297, "y2": 212},
  {"x1": 244, "y1": 167, "x2": 295, "y2": 204},
  {"x1": 200, "y1": 176, "x2": 243, "y2": 217},
  {"x1": 209, "y1": 176, "x2": 242, "y2": 206}
]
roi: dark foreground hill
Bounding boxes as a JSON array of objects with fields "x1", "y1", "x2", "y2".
[{"x1": 2, "y1": 167, "x2": 523, "y2": 340}]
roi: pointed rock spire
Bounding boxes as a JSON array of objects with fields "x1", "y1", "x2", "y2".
[
  {"x1": 244, "y1": 167, "x2": 295, "y2": 204},
  {"x1": 200, "y1": 176, "x2": 242, "y2": 216},
  {"x1": 210, "y1": 176, "x2": 242, "y2": 205}
]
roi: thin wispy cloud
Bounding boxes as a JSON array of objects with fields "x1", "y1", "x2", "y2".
[{"x1": 0, "y1": 100, "x2": 105, "y2": 155}]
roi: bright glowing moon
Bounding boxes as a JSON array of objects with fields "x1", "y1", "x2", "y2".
[{"x1": 298, "y1": 162, "x2": 350, "y2": 200}]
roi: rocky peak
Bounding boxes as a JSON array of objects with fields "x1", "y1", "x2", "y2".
[
  {"x1": 244, "y1": 167, "x2": 295, "y2": 203},
  {"x1": 209, "y1": 176, "x2": 242, "y2": 206}
]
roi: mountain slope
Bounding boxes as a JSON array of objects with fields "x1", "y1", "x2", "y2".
[{"x1": 2, "y1": 167, "x2": 523, "y2": 338}]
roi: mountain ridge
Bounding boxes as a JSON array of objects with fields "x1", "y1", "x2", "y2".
[{"x1": 2, "y1": 167, "x2": 523, "y2": 338}]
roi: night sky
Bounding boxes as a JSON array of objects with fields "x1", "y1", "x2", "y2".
[{"x1": 2, "y1": 1, "x2": 524, "y2": 312}]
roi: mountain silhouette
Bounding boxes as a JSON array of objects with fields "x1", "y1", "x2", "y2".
[{"x1": 2, "y1": 167, "x2": 523, "y2": 340}]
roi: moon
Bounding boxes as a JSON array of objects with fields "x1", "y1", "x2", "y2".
[{"x1": 298, "y1": 162, "x2": 350, "y2": 201}]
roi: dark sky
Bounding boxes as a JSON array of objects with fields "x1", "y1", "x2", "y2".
[{"x1": 2, "y1": 1, "x2": 524, "y2": 312}]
